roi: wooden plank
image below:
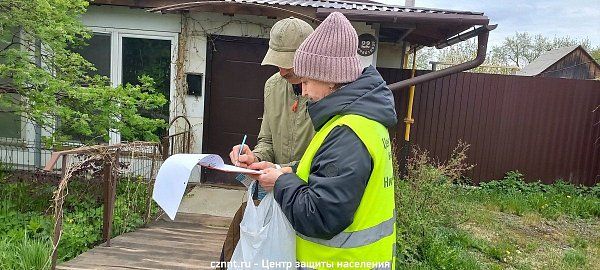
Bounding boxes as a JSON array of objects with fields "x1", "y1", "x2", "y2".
[{"x1": 58, "y1": 214, "x2": 231, "y2": 270}]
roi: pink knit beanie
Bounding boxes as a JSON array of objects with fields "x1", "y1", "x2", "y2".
[{"x1": 293, "y1": 12, "x2": 361, "y2": 84}]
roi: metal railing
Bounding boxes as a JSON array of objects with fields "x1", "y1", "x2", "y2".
[
  {"x1": 1, "y1": 117, "x2": 191, "y2": 269},
  {"x1": 0, "y1": 138, "x2": 81, "y2": 183},
  {"x1": 43, "y1": 141, "x2": 162, "y2": 270},
  {"x1": 161, "y1": 115, "x2": 192, "y2": 159}
]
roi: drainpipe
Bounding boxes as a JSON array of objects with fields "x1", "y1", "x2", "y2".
[{"x1": 388, "y1": 24, "x2": 496, "y2": 92}]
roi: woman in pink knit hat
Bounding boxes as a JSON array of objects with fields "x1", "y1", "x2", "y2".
[{"x1": 254, "y1": 12, "x2": 398, "y2": 269}]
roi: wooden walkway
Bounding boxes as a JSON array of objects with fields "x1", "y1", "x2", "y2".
[{"x1": 58, "y1": 213, "x2": 231, "y2": 270}]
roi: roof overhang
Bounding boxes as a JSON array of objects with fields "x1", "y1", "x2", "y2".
[
  {"x1": 91, "y1": 0, "x2": 489, "y2": 47},
  {"x1": 317, "y1": 8, "x2": 489, "y2": 45}
]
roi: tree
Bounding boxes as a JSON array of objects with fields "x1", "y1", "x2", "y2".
[
  {"x1": 591, "y1": 47, "x2": 600, "y2": 62},
  {"x1": 417, "y1": 39, "x2": 518, "y2": 75},
  {"x1": 491, "y1": 32, "x2": 592, "y2": 68},
  {"x1": 436, "y1": 39, "x2": 478, "y2": 65},
  {"x1": 406, "y1": 47, "x2": 436, "y2": 70},
  {"x1": 0, "y1": 0, "x2": 167, "y2": 145},
  {"x1": 412, "y1": 32, "x2": 597, "y2": 75}
]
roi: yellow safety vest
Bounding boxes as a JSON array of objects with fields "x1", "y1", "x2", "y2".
[{"x1": 295, "y1": 114, "x2": 396, "y2": 270}]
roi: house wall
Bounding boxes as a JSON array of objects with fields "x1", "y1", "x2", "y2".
[
  {"x1": 81, "y1": 6, "x2": 379, "y2": 154},
  {"x1": 180, "y1": 12, "x2": 378, "y2": 154},
  {"x1": 2, "y1": 5, "x2": 382, "y2": 174},
  {"x1": 78, "y1": 6, "x2": 379, "y2": 182},
  {"x1": 83, "y1": 5, "x2": 181, "y2": 32},
  {"x1": 181, "y1": 12, "x2": 274, "y2": 155},
  {"x1": 376, "y1": 42, "x2": 405, "y2": 69},
  {"x1": 540, "y1": 49, "x2": 600, "y2": 80}
]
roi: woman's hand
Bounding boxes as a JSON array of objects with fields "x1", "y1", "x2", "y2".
[
  {"x1": 246, "y1": 161, "x2": 275, "y2": 180},
  {"x1": 248, "y1": 161, "x2": 276, "y2": 170},
  {"x1": 257, "y1": 168, "x2": 284, "y2": 192}
]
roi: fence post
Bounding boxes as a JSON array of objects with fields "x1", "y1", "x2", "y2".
[
  {"x1": 50, "y1": 155, "x2": 68, "y2": 270},
  {"x1": 186, "y1": 131, "x2": 191, "y2": 153},
  {"x1": 144, "y1": 145, "x2": 158, "y2": 225},
  {"x1": 161, "y1": 136, "x2": 169, "y2": 160},
  {"x1": 102, "y1": 150, "x2": 118, "y2": 247}
]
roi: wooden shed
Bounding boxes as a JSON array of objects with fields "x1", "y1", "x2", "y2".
[{"x1": 517, "y1": 45, "x2": 600, "y2": 80}]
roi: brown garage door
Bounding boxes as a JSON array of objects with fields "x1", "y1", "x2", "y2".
[{"x1": 202, "y1": 35, "x2": 277, "y2": 185}]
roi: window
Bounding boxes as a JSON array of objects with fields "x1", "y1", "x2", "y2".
[
  {"x1": 121, "y1": 37, "x2": 171, "y2": 139},
  {"x1": 64, "y1": 31, "x2": 175, "y2": 143},
  {"x1": 60, "y1": 33, "x2": 112, "y2": 142},
  {"x1": 73, "y1": 33, "x2": 111, "y2": 78},
  {"x1": 0, "y1": 28, "x2": 21, "y2": 139}
]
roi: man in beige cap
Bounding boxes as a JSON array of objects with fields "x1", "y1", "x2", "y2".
[{"x1": 218, "y1": 17, "x2": 315, "y2": 266}]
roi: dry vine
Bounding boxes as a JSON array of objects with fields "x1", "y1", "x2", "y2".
[
  {"x1": 48, "y1": 149, "x2": 112, "y2": 268},
  {"x1": 47, "y1": 142, "x2": 160, "y2": 268}
]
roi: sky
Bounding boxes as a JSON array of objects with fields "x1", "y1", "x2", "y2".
[{"x1": 374, "y1": 0, "x2": 600, "y2": 48}]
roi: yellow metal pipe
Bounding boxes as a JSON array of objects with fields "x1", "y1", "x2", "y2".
[{"x1": 404, "y1": 49, "x2": 417, "y2": 141}]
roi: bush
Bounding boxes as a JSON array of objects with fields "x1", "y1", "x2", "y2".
[
  {"x1": 395, "y1": 142, "x2": 475, "y2": 268},
  {"x1": 392, "y1": 147, "x2": 599, "y2": 268}
]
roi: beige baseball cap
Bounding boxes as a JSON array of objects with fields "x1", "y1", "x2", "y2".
[{"x1": 262, "y1": 17, "x2": 314, "y2": 69}]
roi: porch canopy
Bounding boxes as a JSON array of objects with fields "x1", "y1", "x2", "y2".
[{"x1": 92, "y1": 0, "x2": 489, "y2": 47}]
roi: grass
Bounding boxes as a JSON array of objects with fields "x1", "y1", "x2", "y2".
[
  {"x1": 398, "y1": 186, "x2": 600, "y2": 269},
  {"x1": 454, "y1": 195, "x2": 600, "y2": 269},
  {"x1": 395, "y1": 143, "x2": 600, "y2": 270},
  {"x1": 563, "y1": 249, "x2": 587, "y2": 267},
  {"x1": 0, "y1": 232, "x2": 52, "y2": 270},
  {"x1": 463, "y1": 171, "x2": 600, "y2": 220}
]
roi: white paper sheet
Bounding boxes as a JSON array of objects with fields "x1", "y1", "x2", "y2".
[{"x1": 152, "y1": 154, "x2": 262, "y2": 220}]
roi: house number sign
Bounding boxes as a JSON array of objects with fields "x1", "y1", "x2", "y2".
[{"x1": 357, "y1": 34, "x2": 377, "y2": 56}]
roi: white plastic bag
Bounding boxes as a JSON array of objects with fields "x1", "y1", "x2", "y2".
[{"x1": 230, "y1": 182, "x2": 296, "y2": 270}]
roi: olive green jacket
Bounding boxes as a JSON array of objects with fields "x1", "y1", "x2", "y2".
[{"x1": 253, "y1": 73, "x2": 314, "y2": 169}]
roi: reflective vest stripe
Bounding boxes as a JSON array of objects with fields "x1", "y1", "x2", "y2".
[{"x1": 297, "y1": 212, "x2": 395, "y2": 249}]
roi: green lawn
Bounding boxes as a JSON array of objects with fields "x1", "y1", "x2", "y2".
[
  {"x1": 395, "y1": 145, "x2": 600, "y2": 270},
  {"x1": 396, "y1": 171, "x2": 600, "y2": 270},
  {"x1": 452, "y1": 187, "x2": 600, "y2": 270}
]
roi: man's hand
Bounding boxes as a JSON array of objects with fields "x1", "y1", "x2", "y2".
[
  {"x1": 229, "y1": 144, "x2": 257, "y2": 168},
  {"x1": 257, "y1": 168, "x2": 284, "y2": 192}
]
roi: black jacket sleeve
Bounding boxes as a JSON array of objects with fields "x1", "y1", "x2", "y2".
[{"x1": 273, "y1": 126, "x2": 372, "y2": 239}]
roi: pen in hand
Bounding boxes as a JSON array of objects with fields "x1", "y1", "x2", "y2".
[{"x1": 236, "y1": 134, "x2": 247, "y2": 167}]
